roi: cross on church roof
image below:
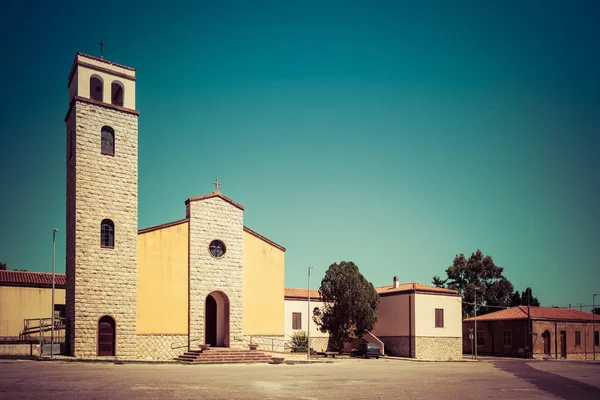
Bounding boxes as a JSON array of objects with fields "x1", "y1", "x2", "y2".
[
  {"x1": 213, "y1": 179, "x2": 221, "y2": 192},
  {"x1": 98, "y1": 39, "x2": 106, "y2": 58}
]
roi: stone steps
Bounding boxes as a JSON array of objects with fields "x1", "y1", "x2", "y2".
[{"x1": 176, "y1": 348, "x2": 273, "y2": 364}]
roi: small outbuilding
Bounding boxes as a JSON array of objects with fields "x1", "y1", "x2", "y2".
[{"x1": 463, "y1": 306, "x2": 600, "y2": 360}]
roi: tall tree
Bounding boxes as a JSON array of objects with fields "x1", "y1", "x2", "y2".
[
  {"x1": 432, "y1": 250, "x2": 514, "y2": 317},
  {"x1": 312, "y1": 261, "x2": 379, "y2": 351},
  {"x1": 509, "y1": 288, "x2": 541, "y2": 307}
]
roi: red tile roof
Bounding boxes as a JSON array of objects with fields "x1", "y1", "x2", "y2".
[
  {"x1": 185, "y1": 190, "x2": 244, "y2": 211},
  {"x1": 376, "y1": 283, "x2": 459, "y2": 296},
  {"x1": 464, "y1": 306, "x2": 597, "y2": 322},
  {"x1": 284, "y1": 288, "x2": 322, "y2": 300},
  {"x1": 0, "y1": 270, "x2": 66, "y2": 288}
]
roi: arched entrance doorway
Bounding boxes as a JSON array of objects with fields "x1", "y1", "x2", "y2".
[
  {"x1": 542, "y1": 330, "x2": 551, "y2": 357},
  {"x1": 205, "y1": 291, "x2": 230, "y2": 347},
  {"x1": 98, "y1": 316, "x2": 116, "y2": 356}
]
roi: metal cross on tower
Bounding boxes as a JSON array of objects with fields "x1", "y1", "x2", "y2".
[
  {"x1": 213, "y1": 179, "x2": 221, "y2": 192},
  {"x1": 98, "y1": 39, "x2": 106, "y2": 58}
]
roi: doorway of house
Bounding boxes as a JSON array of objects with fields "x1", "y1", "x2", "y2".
[
  {"x1": 560, "y1": 330, "x2": 567, "y2": 359},
  {"x1": 542, "y1": 330, "x2": 551, "y2": 357}
]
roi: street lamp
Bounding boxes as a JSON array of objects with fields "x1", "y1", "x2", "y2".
[
  {"x1": 594, "y1": 293, "x2": 598, "y2": 361},
  {"x1": 51, "y1": 228, "x2": 58, "y2": 358},
  {"x1": 307, "y1": 266, "x2": 314, "y2": 361}
]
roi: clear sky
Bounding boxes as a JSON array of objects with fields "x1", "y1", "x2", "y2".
[{"x1": 1, "y1": 1, "x2": 598, "y2": 309}]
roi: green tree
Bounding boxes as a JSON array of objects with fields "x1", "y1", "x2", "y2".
[
  {"x1": 312, "y1": 261, "x2": 379, "y2": 351},
  {"x1": 510, "y1": 288, "x2": 541, "y2": 307},
  {"x1": 432, "y1": 250, "x2": 514, "y2": 317},
  {"x1": 592, "y1": 307, "x2": 600, "y2": 315},
  {"x1": 0, "y1": 262, "x2": 6, "y2": 270}
]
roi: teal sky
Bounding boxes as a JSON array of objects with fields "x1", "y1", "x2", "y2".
[{"x1": 1, "y1": 1, "x2": 598, "y2": 308}]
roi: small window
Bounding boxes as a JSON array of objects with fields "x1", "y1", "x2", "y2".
[
  {"x1": 90, "y1": 76, "x2": 103, "y2": 102},
  {"x1": 292, "y1": 312, "x2": 301, "y2": 330},
  {"x1": 595, "y1": 331, "x2": 599, "y2": 347},
  {"x1": 502, "y1": 330, "x2": 512, "y2": 346},
  {"x1": 111, "y1": 81, "x2": 124, "y2": 107},
  {"x1": 477, "y1": 330, "x2": 484, "y2": 346},
  {"x1": 435, "y1": 308, "x2": 444, "y2": 328},
  {"x1": 101, "y1": 126, "x2": 114, "y2": 155},
  {"x1": 575, "y1": 331, "x2": 581, "y2": 346},
  {"x1": 101, "y1": 219, "x2": 114, "y2": 248}
]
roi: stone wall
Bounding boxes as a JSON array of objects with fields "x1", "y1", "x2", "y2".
[
  {"x1": 188, "y1": 196, "x2": 244, "y2": 349},
  {"x1": 66, "y1": 101, "x2": 138, "y2": 358},
  {"x1": 136, "y1": 334, "x2": 188, "y2": 360},
  {"x1": 415, "y1": 336, "x2": 462, "y2": 360}
]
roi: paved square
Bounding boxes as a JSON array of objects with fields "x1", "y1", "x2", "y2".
[{"x1": 0, "y1": 358, "x2": 598, "y2": 399}]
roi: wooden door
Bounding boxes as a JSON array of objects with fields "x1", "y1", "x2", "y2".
[
  {"x1": 205, "y1": 295, "x2": 217, "y2": 346},
  {"x1": 98, "y1": 316, "x2": 115, "y2": 356},
  {"x1": 560, "y1": 331, "x2": 567, "y2": 359},
  {"x1": 543, "y1": 331, "x2": 551, "y2": 356}
]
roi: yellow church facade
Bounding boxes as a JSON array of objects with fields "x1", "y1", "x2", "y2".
[{"x1": 64, "y1": 52, "x2": 286, "y2": 359}]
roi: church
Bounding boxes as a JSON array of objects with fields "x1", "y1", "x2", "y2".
[
  {"x1": 0, "y1": 51, "x2": 464, "y2": 361},
  {"x1": 65, "y1": 52, "x2": 287, "y2": 359}
]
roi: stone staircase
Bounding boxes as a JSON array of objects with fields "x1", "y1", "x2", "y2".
[{"x1": 176, "y1": 347, "x2": 273, "y2": 364}]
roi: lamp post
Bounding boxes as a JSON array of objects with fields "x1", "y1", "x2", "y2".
[
  {"x1": 51, "y1": 228, "x2": 58, "y2": 358},
  {"x1": 474, "y1": 290, "x2": 478, "y2": 360},
  {"x1": 594, "y1": 293, "x2": 598, "y2": 361},
  {"x1": 307, "y1": 266, "x2": 314, "y2": 361}
]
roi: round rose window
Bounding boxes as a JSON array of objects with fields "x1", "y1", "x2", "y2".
[{"x1": 209, "y1": 240, "x2": 226, "y2": 258}]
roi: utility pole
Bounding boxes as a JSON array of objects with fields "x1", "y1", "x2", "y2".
[
  {"x1": 307, "y1": 266, "x2": 314, "y2": 361},
  {"x1": 594, "y1": 294, "x2": 598, "y2": 361},
  {"x1": 51, "y1": 228, "x2": 58, "y2": 358},
  {"x1": 527, "y1": 292, "x2": 531, "y2": 359},
  {"x1": 474, "y1": 290, "x2": 477, "y2": 360}
]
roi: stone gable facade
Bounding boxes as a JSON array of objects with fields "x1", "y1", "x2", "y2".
[{"x1": 187, "y1": 195, "x2": 245, "y2": 350}]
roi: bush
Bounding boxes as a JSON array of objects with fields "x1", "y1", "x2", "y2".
[{"x1": 291, "y1": 331, "x2": 308, "y2": 352}]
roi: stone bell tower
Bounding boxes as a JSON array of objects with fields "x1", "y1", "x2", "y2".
[{"x1": 65, "y1": 52, "x2": 139, "y2": 358}]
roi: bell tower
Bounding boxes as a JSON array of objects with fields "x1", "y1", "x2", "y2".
[{"x1": 65, "y1": 52, "x2": 139, "y2": 358}]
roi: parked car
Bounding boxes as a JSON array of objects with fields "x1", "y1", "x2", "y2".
[{"x1": 351, "y1": 343, "x2": 381, "y2": 359}]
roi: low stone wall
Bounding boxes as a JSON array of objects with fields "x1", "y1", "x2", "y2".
[
  {"x1": 136, "y1": 334, "x2": 188, "y2": 360},
  {"x1": 415, "y1": 336, "x2": 462, "y2": 360},
  {"x1": 0, "y1": 343, "x2": 40, "y2": 356}
]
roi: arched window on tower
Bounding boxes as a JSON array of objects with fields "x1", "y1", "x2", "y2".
[
  {"x1": 101, "y1": 219, "x2": 114, "y2": 248},
  {"x1": 101, "y1": 126, "x2": 114, "y2": 155},
  {"x1": 111, "y1": 81, "x2": 124, "y2": 107},
  {"x1": 90, "y1": 76, "x2": 103, "y2": 102}
]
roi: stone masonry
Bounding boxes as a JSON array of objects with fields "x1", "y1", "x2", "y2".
[
  {"x1": 137, "y1": 334, "x2": 188, "y2": 360},
  {"x1": 414, "y1": 336, "x2": 462, "y2": 360},
  {"x1": 188, "y1": 195, "x2": 244, "y2": 350},
  {"x1": 66, "y1": 100, "x2": 138, "y2": 358}
]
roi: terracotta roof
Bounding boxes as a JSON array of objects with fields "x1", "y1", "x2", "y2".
[
  {"x1": 0, "y1": 270, "x2": 66, "y2": 288},
  {"x1": 376, "y1": 283, "x2": 459, "y2": 296},
  {"x1": 77, "y1": 52, "x2": 136, "y2": 71},
  {"x1": 244, "y1": 226, "x2": 286, "y2": 252},
  {"x1": 285, "y1": 288, "x2": 322, "y2": 300},
  {"x1": 464, "y1": 306, "x2": 598, "y2": 322},
  {"x1": 138, "y1": 218, "x2": 189, "y2": 235},
  {"x1": 185, "y1": 190, "x2": 244, "y2": 211}
]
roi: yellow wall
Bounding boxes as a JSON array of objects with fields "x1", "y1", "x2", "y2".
[
  {"x1": 414, "y1": 293, "x2": 462, "y2": 338},
  {"x1": 371, "y1": 293, "x2": 414, "y2": 337},
  {"x1": 137, "y1": 222, "x2": 189, "y2": 334},
  {"x1": 243, "y1": 231, "x2": 285, "y2": 335},
  {"x1": 70, "y1": 54, "x2": 137, "y2": 109},
  {"x1": 0, "y1": 286, "x2": 65, "y2": 337}
]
